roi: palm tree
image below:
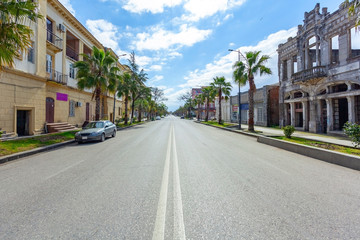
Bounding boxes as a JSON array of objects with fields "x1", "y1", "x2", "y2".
[
  {"x1": 235, "y1": 51, "x2": 272, "y2": 131},
  {"x1": 108, "y1": 69, "x2": 124, "y2": 123},
  {"x1": 117, "y1": 72, "x2": 132, "y2": 125},
  {"x1": 74, "y1": 46, "x2": 118, "y2": 121},
  {"x1": 0, "y1": 0, "x2": 43, "y2": 68},
  {"x1": 211, "y1": 76, "x2": 232, "y2": 124},
  {"x1": 202, "y1": 86, "x2": 216, "y2": 122},
  {"x1": 343, "y1": 0, "x2": 360, "y2": 26},
  {"x1": 232, "y1": 60, "x2": 247, "y2": 128},
  {"x1": 193, "y1": 94, "x2": 204, "y2": 121}
]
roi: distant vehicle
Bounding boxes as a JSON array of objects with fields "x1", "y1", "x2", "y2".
[
  {"x1": 161, "y1": 115, "x2": 164, "y2": 118},
  {"x1": 180, "y1": 116, "x2": 184, "y2": 119},
  {"x1": 75, "y1": 120, "x2": 116, "y2": 143},
  {"x1": 156, "y1": 116, "x2": 161, "y2": 120}
]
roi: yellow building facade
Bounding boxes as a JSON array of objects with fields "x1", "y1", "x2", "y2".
[{"x1": 0, "y1": 0, "x2": 124, "y2": 136}]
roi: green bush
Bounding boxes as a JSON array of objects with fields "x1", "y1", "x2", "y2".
[
  {"x1": 0, "y1": 130, "x2": 2, "y2": 138},
  {"x1": 283, "y1": 125, "x2": 295, "y2": 138},
  {"x1": 344, "y1": 122, "x2": 360, "y2": 148}
]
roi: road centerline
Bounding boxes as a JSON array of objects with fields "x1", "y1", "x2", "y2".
[
  {"x1": 152, "y1": 123, "x2": 172, "y2": 240},
  {"x1": 172, "y1": 125, "x2": 186, "y2": 240}
]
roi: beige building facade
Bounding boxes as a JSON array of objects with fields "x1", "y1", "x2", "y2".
[{"x1": 0, "y1": 0, "x2": 124, "y2": 136}]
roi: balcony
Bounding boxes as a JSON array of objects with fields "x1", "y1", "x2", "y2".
[
  {"x1": 46, "y1": 30, "x2": 63, "y2": 53},
  {"x1": 292, "y1": 66, "x2": 327, "y2": 83},
  {"x1": 66, "y1": 45, "x2": 79, "y2": 61},
  {"x1": 46, "y1": 68, "x2": 68, "y2": 85}
]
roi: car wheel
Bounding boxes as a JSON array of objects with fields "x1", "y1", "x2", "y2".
[
  {"x1": 112, "y1": 130, "x2": 116, "y2": 137},
  {"x1": 100, "y1": 133, "x2": 105, "y2": 142}
]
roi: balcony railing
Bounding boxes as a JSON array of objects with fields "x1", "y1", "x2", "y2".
[
  {"x1": 66, "y1": 45, "x2": 79, "y2": 61},
  {"x1": 46, "y1": 30, "x2": 63, "y2": 50},
  {"x1": 292, "y1": 66, "x2": 327, "y2": 83},
  {"x1": 46, "y1": 67, "x2": 68, "y2": 85}
]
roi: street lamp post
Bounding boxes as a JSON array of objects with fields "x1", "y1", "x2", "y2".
[{"x1": 229, "y1": 49, "x2": 242, "y2": 130}]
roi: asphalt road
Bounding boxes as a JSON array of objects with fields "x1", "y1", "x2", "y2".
[{"x1": 1, "y1": 116, "x2": 360, "y2": 240}]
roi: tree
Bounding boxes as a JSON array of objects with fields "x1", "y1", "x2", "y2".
[
  {"x1": 0, "y1": 0, "x2": 43, "y2": 68},
  {"x1": 178, "y1": 91, "x2": 193, "y2": 118},
  {"x1": 235, "y1": 51, "x2": 272, "y2": 131},
  {"x1": 232, "y1": 58, "x2": 248, "y2": 127},
  {"x1": 108, "y1": 68, "x2": 124, "y2": 123},
  {"x1": 117, "y1": 72, "x2": 132, "y2": 124},
  {"x1": 74, "y1": 46, "x2": 118, "y2": 121},
  {"x1": 201, "y1": 86, "x2": 216, "y2": 122},
  {"x1": 211, "y1": 76, "x2": 232, "y2": 124},
  {"x1": 343, "y1": 0, "x2": 360, "y2": 27},
  {"x1": 127, "y1": 52, "x2": 148, "y2": 123},
  {"x1": 193, "y1": 94, "x2": 205, "y2": 121}
]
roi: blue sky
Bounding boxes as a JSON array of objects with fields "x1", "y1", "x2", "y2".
[{"x1": 59, "y1": 0, "x2": 341, "y2": 111}]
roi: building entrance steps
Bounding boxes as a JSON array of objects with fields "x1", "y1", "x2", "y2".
[
  {"x1": 46, "y1": 122, "x2": 77, "y2": 133},
  {"x1": 226, "y1": 123, "x2": 354, "y2": 148}
]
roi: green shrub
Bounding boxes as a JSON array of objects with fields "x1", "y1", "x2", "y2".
[
  {"x1": 0, "y1": 130, "x2": 2, "y2": 138},
  {"x1": 283, "y1": 125, "x2": 295, "y2": 138},
  {"x1": 344, "y1": 122, "x2": 360, "y2": 148}
]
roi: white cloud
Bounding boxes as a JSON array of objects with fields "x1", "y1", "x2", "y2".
[
  {"x1": 172, "y1": 27, "x2": 298, "y2": 103},
  {"x1": 59, "y1": 0, "x2": 76, "y2": 16},
  {"x1": 149, "y1": 65, "x2": 163, "y2": 71},
  {"x1": 86, "y1": 19, "x2": 125, "y2": 56},
  {"x1": 133, "y1": 24, "x2": 212, "y2": 51},
  {"x1": 120, "y1": 0, "x2": 183, "y2": 14},
  {"x1": 182, "y1": 0, "x2": 246, "y2": 22}
]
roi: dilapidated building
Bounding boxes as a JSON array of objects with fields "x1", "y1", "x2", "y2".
[{"x1": 278, "y1": 3, "x2": 360, "y2": 133}]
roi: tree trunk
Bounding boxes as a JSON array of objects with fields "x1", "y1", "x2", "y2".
[
  {"x1": 218, "y1": 89, "x2": 222, "y2": 124},
  {"x1": 113, "y1": 92, "x2": 116, "y2": 123},
  {"x1": 131, "y1": 99, "x2": 135, "y2": 124},
  {"x1": 248, "y1": 76, "x2": 255, "y2": 132},
  {"x1": 124, "y1": 96, "x2": 128, "y2": 125},
  {"x1": 197, "y1": 103, "x2": 200, "y2": 121},
  {"x1": 95, "y1": 87, "x2": 101, "y2": 121},
  {"x1": 138, "y1": 108, "x2": 142, "y2": 122},
  {"x1": 206, "y1": 99, "x2": 209, "y2": 122}
]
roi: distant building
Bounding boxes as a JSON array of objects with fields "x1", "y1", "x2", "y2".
[
  {"x1": 0, "y1": 0, "x2": 124, "y2": 136},
  {"x1": 191, "y1": 87, "x2": 216, "y2": 120},
  {"x1": 278, "y1": 3, "x2": 360, "y2": 133},
  {"x1": 230, "y1": 84, "x2": 279, "y2": 126}
]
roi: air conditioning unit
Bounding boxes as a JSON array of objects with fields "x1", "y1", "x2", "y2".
[
  {"x1": 76, "y1": 101, "x2": 82, "y2": 107},
  {"x1": 58, "y1": 24, "x2": 66, "y2": 32}
]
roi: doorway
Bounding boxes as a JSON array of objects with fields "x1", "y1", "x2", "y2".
[
  {"x1": 17, "y1": 110, "x2": 30, "y2": 136},
  {"x1": 86, "y1": 102, "x2": 90, "y2": 121},
  {"x1": 338, "y1": 98, "x2": 348, "y2": 130},
  {"x1": 46, "y1": 97, "x2": 55, "y2": 123}
]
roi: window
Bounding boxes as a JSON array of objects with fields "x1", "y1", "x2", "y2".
[
  {"x1": 308, "y1": 36, "x2": 317, "y2": 67},
  {"x1": 118, "y1": 107, "x2": 121, "y2": 116},
  {"x1": 69, "y1": 64, "x2": 75, "y2": 79},
  {"x1": 46, "y1": 54, "x2": 52, "y2": 73},
  {"x1": 350, "y1": 27, "x2": 360, "y2": 58},
  {"x1": 69, "y1": 100, "x2": 75, "y2": 117},
  {"x1": 292, "y1": 55, "x2": 298, "y2": 73},
  {"x1": 331, "y1": 35, "x2": 339, "y2": 64},
  {"x1": 28, "y1": 41, "x2": 35, "y2": 63}
]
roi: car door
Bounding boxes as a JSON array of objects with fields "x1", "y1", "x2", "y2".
[{"x1": 105, "y1": 121, "x2": 113, "y2": 136}]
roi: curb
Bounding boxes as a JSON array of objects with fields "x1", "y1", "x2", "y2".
[
  {"x1": 116, "y1": 122, "x2": 147, "y2": 131},
  {"x1": 0, "y1": 140, "x2": 75, "y2": 164},
  {"x1": 257, "y1": 135, "x2": 360, "y2": 171},
  {"x1": 196, "y1": 121, "x2": 258, "y2": 138},
  {"x1": 197, "y1": 121, "x2": 360, "y2": 171}
]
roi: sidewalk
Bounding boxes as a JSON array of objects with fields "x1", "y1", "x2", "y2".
[{"x1": 228, "y1": 123, "x2": 354, "y2": 148}]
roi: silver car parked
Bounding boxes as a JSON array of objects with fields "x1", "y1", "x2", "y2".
[{"x1": 75, "y1": 121, "x2": 117, "y2": 143}]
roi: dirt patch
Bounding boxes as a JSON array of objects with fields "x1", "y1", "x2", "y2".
[
  {"x1": 37, "y1": 135, "x2": 67, "y2": 143},
  {"x1": 309, "y1": 143, "x2": 337, "y2": 150}
]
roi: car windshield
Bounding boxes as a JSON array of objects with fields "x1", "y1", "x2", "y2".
[{"x1": 85, "y1": 122, "x2": 104, "y2": 129}]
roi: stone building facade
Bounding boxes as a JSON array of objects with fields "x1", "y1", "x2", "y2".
[
  {"x1": 278, "y1": 3, "x2": 360, "y2": 133},
  {"x1": 0, "y1": 0, "x2": 125, "y2": 136},
  {"x1": 230, "y1": 84, "x2": 279, "y2": 127}
]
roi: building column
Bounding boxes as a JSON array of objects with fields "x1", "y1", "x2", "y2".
[
  {"x1": 302, "y1": 101, "x2": 309, "y2": 131},
  {"x1": 347, "y1": 96, "x2": 356, "y2": 123},
  {"x1": 290, "y1": 102, "x2": 295, "y2": 127},
  {"x1": 316, "y1": 41, "x2": 320, "y2": 66},
  {"x1": 326, "y1": 99, "x2": 333, "y2": 132}
]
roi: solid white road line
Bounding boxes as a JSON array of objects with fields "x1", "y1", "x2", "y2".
[
  {"x1": 152, "y1": 125, "x2": 172, "y2": 240},
  {"x1": 172, "y1": 125, "x2": 186, "y2": 240}
]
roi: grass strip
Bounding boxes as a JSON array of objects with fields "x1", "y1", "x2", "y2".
[
  {"x1": 274, "y1": 136, "x2": 360, "y2": 156},
  {"x1": 0, "y1": 131, "x2": 77, "y2": 157}
]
